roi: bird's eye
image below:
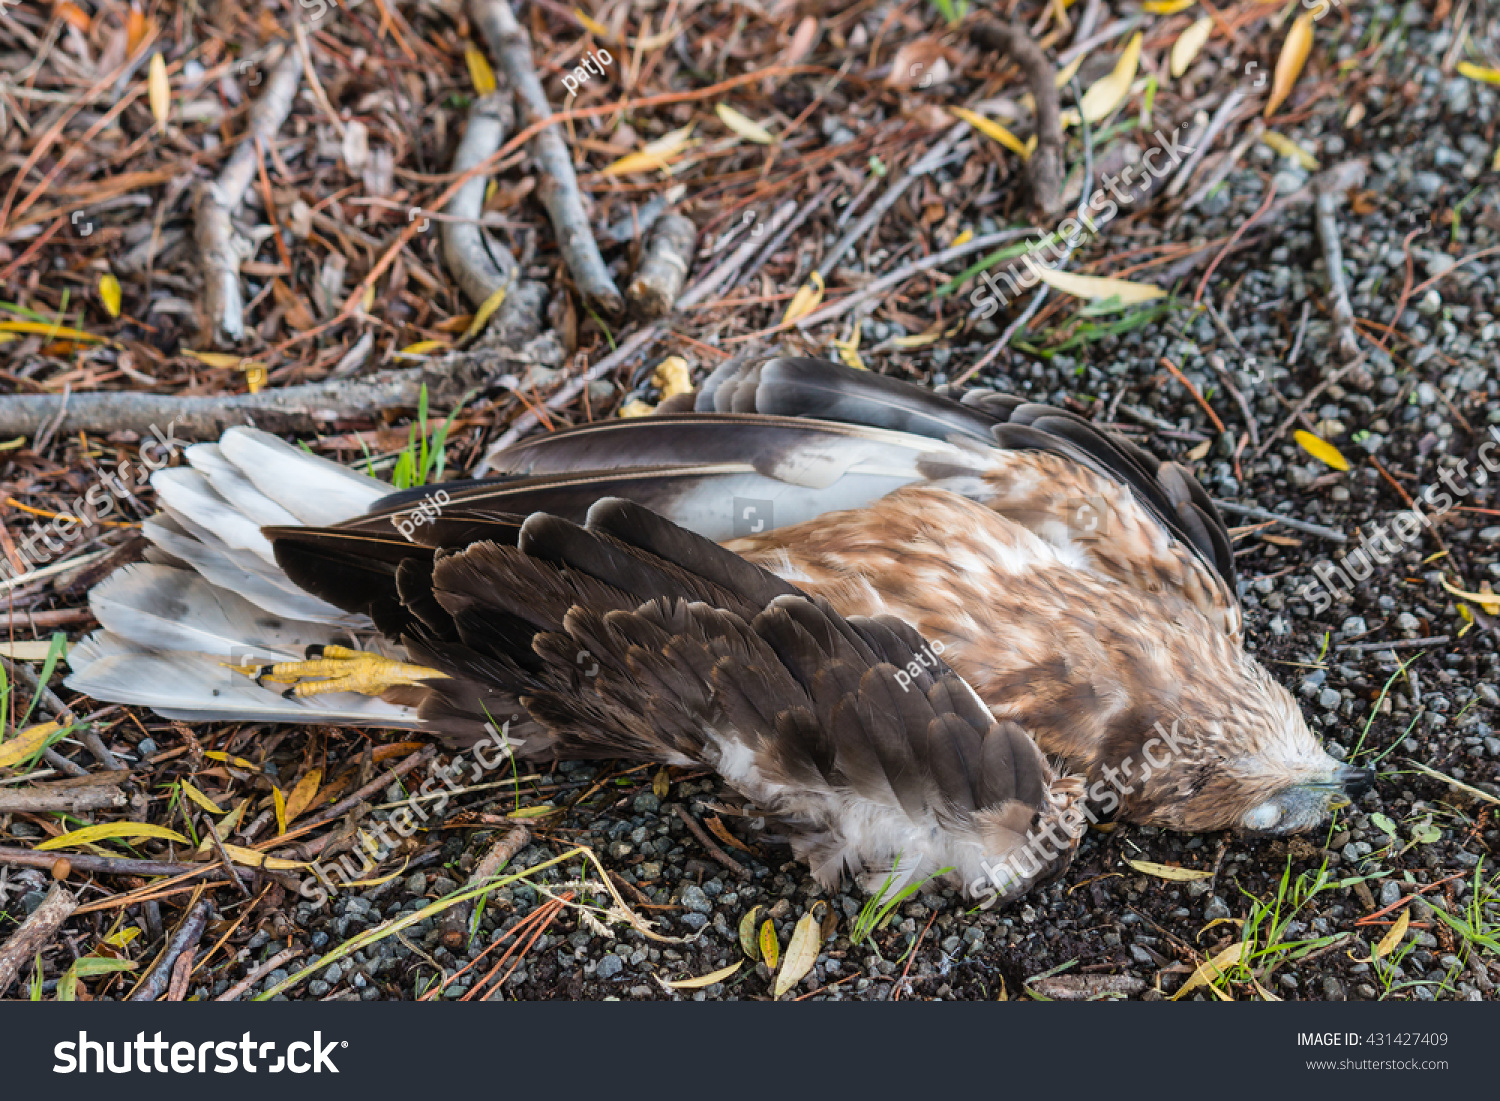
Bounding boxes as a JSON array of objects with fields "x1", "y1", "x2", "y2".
[{"x1": 1243, "y1": 802, "x2": 1282, "y2": 831}]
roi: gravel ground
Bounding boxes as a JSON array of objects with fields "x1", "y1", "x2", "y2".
[
  {"x1": 7, "y1": 1, "x2": 1497, "y2": 1003},
  {"x1": 187, "y1": 1, "x2": 1498, "y2": 1005}
]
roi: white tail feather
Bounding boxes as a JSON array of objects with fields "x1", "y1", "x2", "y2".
[
  {"x1": 88, "y1": 564, "x2": 344, "y2": 659},
  {"x1": 152, "y1": 466, "x2": 279, "y2": 563},
  {"x1": 69, "y1": 429, "x2": 408, "y2": 726},
  {"x1": 184, "y1": 443, "x2": 302, "y2": 529},
  {"x1": 218, "y1": 426, "x2": 388, "y2": 525},
  {"x1": 142, "y1": 517, "x2": 354, "y2": 625},
  {"x1": 65, "y1": 634, "x2": 417, "y2": 727}
]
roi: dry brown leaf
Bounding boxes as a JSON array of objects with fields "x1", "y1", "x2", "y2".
[
  {"x1": 1126, "y1": 858, "x2": 1213, "y2": 882},
  {"x1": 148, "y1": 52, "x2": 170, "y2": 130},
  {"x1": 774, "y1": 912, "x2": 822, "y2": 997},
  {"x1": 1080, "y1": 32, "x2": 1142, "y2": 123},
  {"x1": 665, "y1": 961, "x2": 742, "y2": 990},
  {"x1": 271, "y1": 279, "x2": 317, "y2": 331},
  {"x1": 705, "y1": 815, "x2": 754, "y2": 854},
  {"x1": 1033, "y1": 267, "x2": 1164, "y2": 303},
  {"x1": 783, "y1": 17, "x2": 820, "y2": 67},
  {"x1": 739, "y1": 906, "x2": 764, "y2": 959},
  {"x1": 1173, "y1": 941, "x2": 1243, "y2": 999},
  {"x1": 1266, "y1": 10, "x2": 1315, "y2": 118},
  {"x1": 284, "y1": 768, "x2": 324, "y2": 822},
  {"x1": 1171, "y1": 18, "x2": 1213, "y2": 78}
]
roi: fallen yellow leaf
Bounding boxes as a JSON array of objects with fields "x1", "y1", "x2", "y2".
[
  {"x1": 203, "y1": 750, "x2": 258, "y2": 770},
  {"x1": 665, "y1": 961, "x2": 742, "y2": 990},
  {"x1": 950, "y1": 106, "x2": 1029, "y2": 158},
  {"x1": 782, "y1": 271, "x2": 825, "y2": 325},
  {"x1": 1054, "y1": 55, "x2": 1084, "y2": 88},
  {"x1": 774, "y1": 912, "x2": 822, "y2": 997},
  {"x1": 148, "y1": 52, "x2": 170, "y2": 130},
  {"x1": 759, "y1": 918, "x2": 780, "y2": 971},
  {"x1": 179, "y1": 778, "x2": 225, "y2": 815},
  {"x1": 37, "y1": 821, "x2": 190, "y2": 852},
  {"x1": 182, "y1": 349, "x2": 244, "y2": 368},
  {"x1": 272, "y1": 785, "x2": 288, "y2": 836},
  {"x1": 1173, "y1": 940, "x2": 1243, "y2": 1000},
  {"x1": 0, "y1": 321, "x2": 106, "y2": 343},
  {"x1": 1144, "y1": 0, "x2": 1196, "y2": 11},
  {"x1": 461, "y1": 283, "x2": 509, "y2": 343},
  {"x1": 0, "y1": 722, "x2": 61, "y2": 770},
  {"x1": 1032, "y1": 266, "x2": 1165, "y2": 304},
  {"x1": 218, "y1": 842, "x2": 307, "y2": 871},
  {"x1": 98, "y1": 273, "x2": 122, "y2": 319},
  {"x1": 618, "y1": 398, "x2": 655, "y2": 418},
  {"x1": 1266, "y1": 10, "x2": 1315, "y2": 118},
  {"x1": 1171, "y1": 17, "x2": 1214, "y2": 78},
  {"x1": 1126, "y1": 859, "x2": 1214, "y2": 882},
  {"x1": 1457, "y1": 61, "x2": 1500, "y2": 85},
  {"x1": 1440, "y1": 577, "x2": 1500, "y2": 616},
  {"x1": 1374, "y1": 908, "x2": 1410, "y2": 960},
  {"x1": 716, "y1": 103, "x2": 775, "y2": 144},
  {"x1": 1080, "y1": 32, "x2": 1142, "y2": 123},
  {"x1": 603, "y1": 124, "x2": 696, "y2": 176},
  {"x1": 284, "y1": 768, "x2": 324, "y2": 822},
  {"x1": 574, "y1": 7, "x2": 610, "y2": 37},
  {"x1": 1294, "y1": 429, "x2": 1349, "y2": 471},
  {"x1": 1261, "y1": 130, "x2": 1321, "y2": 170},
  {"x1": 398, "y1": 340, "x2": 450, "y2": 356},
  {"x1": 465, "y1": 44, "x2": 497, "y2": 95},
  {"x1": 739, "y1": 906, "x2": 764, "y2": 959}
]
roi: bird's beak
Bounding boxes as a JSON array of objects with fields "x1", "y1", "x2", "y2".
[{"x1": 1336, "y1": 764, "x2": 1375, "y2": 803}]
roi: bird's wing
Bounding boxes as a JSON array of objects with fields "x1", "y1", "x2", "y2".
[
  {"x1": 394, "y1": 498, "x2": 1086, "y2": 901},
  {"x1": 461, "y1": 357, "x2": 1237, "y2": 634},
  {"x1": 688, "y1": 356, "x2": 1236, "y2": 607}
]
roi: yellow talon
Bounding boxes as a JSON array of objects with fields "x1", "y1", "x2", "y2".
[{"x1": 229, "y1": 645, "x2": 448, "y2": 699}]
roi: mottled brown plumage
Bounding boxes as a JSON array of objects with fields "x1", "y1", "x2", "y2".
[{"x1": 66, "y1": 357, "x2": 1370, "y2": 903}]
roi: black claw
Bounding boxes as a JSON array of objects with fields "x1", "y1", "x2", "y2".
[
  {"x1": 253, "y1": 668, "x2": 270, "y2": 688},
  {"x1": 305, "y1": 644, "x2": 326, "y2": 659},
  {"x1": 281, "y1": 687, "x2": 297, "y2": 700}
]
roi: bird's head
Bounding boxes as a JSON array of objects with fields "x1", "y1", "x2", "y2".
[{"x1": 1111, "y1": 658, "x2": 1374, "y2": 836}]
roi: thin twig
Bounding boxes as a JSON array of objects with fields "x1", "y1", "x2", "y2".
[
  {"x1": 1253, "y1": 355, "x2": 1365, "y2": 459},
  {"x1": 1335, "y1": 636, "x2": 1450, "y2": 653},
  {"x1": 439, "y1": 825, "x2": 532, "y2": 949},
  {"x1": 1160, "y1": 356, "x2": 1226, "y2": 434},
  {"x1": 971, "y1": 20, "x2": 1064, "y2": 214},
  {"x1": 1313, "y1": 168, "x2": 1365, "y2": 367},
  {"x1": 194, "y1": 45, "x2": 302, "y2": 343},
  {"x1": 442, "y1": 92, "x2": 519, "y2": 308},
  {"x1": 129, "y1": 897, "x2": 213, "y2": 1002},
  {"x1": 469, "y1": 0, "x2": 622, "y2": 314},
  {"x1": 0, "y1": 883, "x2": 76, "y2": 995},
  {"x1": 1211, "y1": 502, "x2": 1346, "y2": 542},
  {"x1": 215, "y1": 946, "x2": 305, "y2": 1002},
  {"x1": 674, "y1": 804, "x2": 750, "y2": 880}
]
